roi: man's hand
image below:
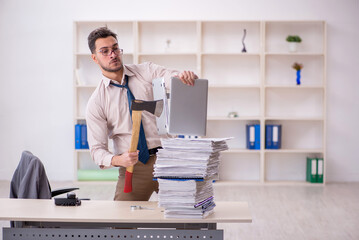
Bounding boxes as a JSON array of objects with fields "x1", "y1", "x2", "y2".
[
  {"x1": 176, "y1": 71, "x2": 198, "y2": 86},
  {"x1": 111, "y1": 151, "x2": 139, "y2": 167}
]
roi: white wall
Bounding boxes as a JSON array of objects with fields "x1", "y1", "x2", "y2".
[{"x1": 0, "y1": 0, "x2": 358, "y2": 182}]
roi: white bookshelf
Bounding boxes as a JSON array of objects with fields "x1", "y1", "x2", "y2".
[{"x1": 73, "y1": 20, "x2": 326, "y2": 184}]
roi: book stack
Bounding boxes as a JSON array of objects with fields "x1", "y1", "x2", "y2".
[{"x1": 154, "y1": 137, "x2": 229, "y2": 219}]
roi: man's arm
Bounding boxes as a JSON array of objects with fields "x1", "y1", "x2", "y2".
[
  {"x1": 86, "y1": 96, "x2": 139, "y2": 169},
  {"x1": 147, "y1": 62, "x2": 198, "y2": 88},
  {"x1": 86, "y1": 98, "x2": 114, "y2": 169}
]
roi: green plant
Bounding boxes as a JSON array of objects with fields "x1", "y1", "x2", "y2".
[
  {"x1": 292, "y1": 62, "x2": 303, "y2": 71},
  {"x1": 286, "y1": 35, "x2": 302, "y2": 43}
]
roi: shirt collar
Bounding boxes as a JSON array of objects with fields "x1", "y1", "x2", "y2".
[{"x1": 102, "y1": 65, "x2": 135, "y2": 87}]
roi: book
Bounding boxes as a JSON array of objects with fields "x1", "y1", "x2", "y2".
[{"x1": 246, "y1": 124, "x2": 260, "y2": 150}]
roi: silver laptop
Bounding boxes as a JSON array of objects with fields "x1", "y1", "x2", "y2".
[{"x1": 152, "y1": 77, "x2": 208, "y2": 136}]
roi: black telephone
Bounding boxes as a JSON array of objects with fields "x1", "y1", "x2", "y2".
[{"x1": 54, "y1": 192, "x2": 81, "y2": 206}]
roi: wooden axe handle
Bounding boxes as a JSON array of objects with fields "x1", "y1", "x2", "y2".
[
  {"x1": 129, "y1": 110, "x2": 142, "y2": 152},
  {"x1": 124, "y1": 110, "x2": 142, "y2": 193}
]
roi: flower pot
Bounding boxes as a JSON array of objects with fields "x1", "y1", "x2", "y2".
[
  {"x1": 296, "y1": 70, "x2": 301, "y2": 85},
  {"x1": 288, "y1": 42, "x2": 298, "y2": 52}
]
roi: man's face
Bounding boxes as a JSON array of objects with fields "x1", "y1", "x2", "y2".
[{"x1": 92, "y1": 36, "x2": 123, "y2": 73}]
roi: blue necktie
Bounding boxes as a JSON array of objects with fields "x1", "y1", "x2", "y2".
[{"x1": 110, "y1": 75, "x2": 150, "y2": 164}]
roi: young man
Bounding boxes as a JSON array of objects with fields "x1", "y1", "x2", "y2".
[{"x1": 86, "y1": 27, "x2": 198, "y2": 201}]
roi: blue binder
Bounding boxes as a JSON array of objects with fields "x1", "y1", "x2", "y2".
[
  {"x1": 246, "y1": 124, "x2": 260, "y2": 150},
  {"x1": 75, "y1": 124, "x2": 82, "y2": 149},
  {"x1": 80, "y1": 124, "x2": 89, "y2": 149},
  {"x1": 265, "y1": 124, "x2": 282, "y2": 149}
]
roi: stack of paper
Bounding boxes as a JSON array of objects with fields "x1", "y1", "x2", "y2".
[
  {"x1": 154, "y1": 138, "x2": 229, "y2": 179},
  {"x1": 160, "y1": 137, "x2": 229, "y2": 152},
  {"x1": 154, "y1": 138, "x2": 230, "y2": 219},
  {"x1": 158, "y1": 179, "x2": 216, "y2": 218}
]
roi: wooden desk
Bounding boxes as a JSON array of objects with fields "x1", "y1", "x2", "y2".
[{"x1": 0, "y1": 198, "x2": 252, "y2": 240}]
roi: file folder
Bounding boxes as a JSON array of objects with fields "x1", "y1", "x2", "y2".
[
  {"x1": 246, "y1": 124, "x2": 260, "y2": 150},
  {"x1": 306, "y1": 157, "x2": 317, "y2": 183},
  {"x1": 317, "y1": 158, "x2": 324, "y2": 183},
  {"x1": 265, "y1": 124, "x2": 282, "y2": 149},
  {"x1": 80, "y1": 124, "x2": 89, "y2": 149},
  {"x1": 75, "y1": 124, "x2": 81, "y2": 149}
]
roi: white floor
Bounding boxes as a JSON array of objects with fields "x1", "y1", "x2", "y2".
[{"x1": 1, "y1": 181, "x2": 359, "y2": 240}]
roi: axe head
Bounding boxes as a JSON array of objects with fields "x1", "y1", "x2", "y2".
[{"x1": 131, "y1": 99, "x2": 163, "y2": 117}]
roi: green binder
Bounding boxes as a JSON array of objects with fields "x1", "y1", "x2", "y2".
[
  {"x1": 306, "y1": 157, "x2": 317, "y2": 183},
  {"x1": 317, "y1": 158, "x2": 324, "y2": 183}
]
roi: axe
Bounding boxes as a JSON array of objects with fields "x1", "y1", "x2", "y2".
[{"x1": 124, "y1": 99, "x2": 164, "y2": 193}]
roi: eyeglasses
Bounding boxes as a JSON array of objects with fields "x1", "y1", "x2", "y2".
[{"x1": 98, "y1": 47, "x2": 123, "y2": 56}]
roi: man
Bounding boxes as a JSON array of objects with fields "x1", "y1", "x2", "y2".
[{"x1": 86, "y1": 27, "x2": 198, "y2": 201}]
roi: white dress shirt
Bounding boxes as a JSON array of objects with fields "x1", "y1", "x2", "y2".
[{"x1": 86, "y1": 62, "x2": 179, "y2": 168}]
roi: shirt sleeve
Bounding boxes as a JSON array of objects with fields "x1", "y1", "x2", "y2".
[
  {"x1": 147, "y1": 62, "x2": 180, "y2": 91},
  {"x1": 86, "y1": 93, "x2": 114, "y2": 169}
]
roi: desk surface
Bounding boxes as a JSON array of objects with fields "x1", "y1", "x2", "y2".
[{"x1": 0, "y1": 198, "x2": 251, "y2": 223}]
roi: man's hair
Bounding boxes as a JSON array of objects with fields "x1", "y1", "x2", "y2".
[{"x1": 88, "y1": 27, "x2": 117, "y2": 54}]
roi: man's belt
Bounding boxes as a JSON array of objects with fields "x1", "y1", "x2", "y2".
[{"x1": 148, "y1": 147, "x2": 162, "y2": 156}]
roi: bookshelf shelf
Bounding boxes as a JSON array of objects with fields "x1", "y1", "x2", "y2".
[
  {"x1": 224, "y1": 149, "x2": 260, "y2": 154},
  {"x1": 264, "y1": 117, "x2": 324, "y2": 121},
  {"x1": 201, "y1": 52, "x2": 260, "y2": 56},
  {"x1": 265, "y1": 52, "x2": 324, "y2": 56},
  {"x1": 75, "y1": 149, "x2": 90, "y2": 153},
  {"x1": 208, "y1": 116, "x2": 261, "y2": 121},
  {"x1": 264, "y1": 149, "x2": 324, "y2": 153},
  {"x1": 138, "y1": 52, "x2": 197, "y2": 56},
  {"x1": 73, "y1": 20, "x2": 326, "y2": 184},
  {"x1": 264, "y1": 85, "x2": 324, "y2": 89},
  {"x1": 209, "y1": 85, "x2": 260, "y2": 89},
  {"x1": 75, "y1": 53, "x2": 91, "y2": 56}
]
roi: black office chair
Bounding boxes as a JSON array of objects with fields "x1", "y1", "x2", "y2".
[{"x1": 10, "y1": 151, "x2": 79, "y2": 227}]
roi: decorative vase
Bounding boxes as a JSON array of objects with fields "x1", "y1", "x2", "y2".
[
  {"x1": 289, "y1": 42, "x2": 298, "y2": 52},
  {"x1": 296, "y1": 70, "x2": 301, "y2": 85},
  {"x1": 241, "y1": 29, "x2": 247, "y2": 53}
]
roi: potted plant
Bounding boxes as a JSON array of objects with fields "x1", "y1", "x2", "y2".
[{"x1": 286, "y1": 35, "x2": 302, "y2": 52}]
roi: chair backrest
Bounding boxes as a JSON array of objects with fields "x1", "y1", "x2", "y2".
[{"x1": 10, "y1": 151, "x2": 51, "y2": 199}]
